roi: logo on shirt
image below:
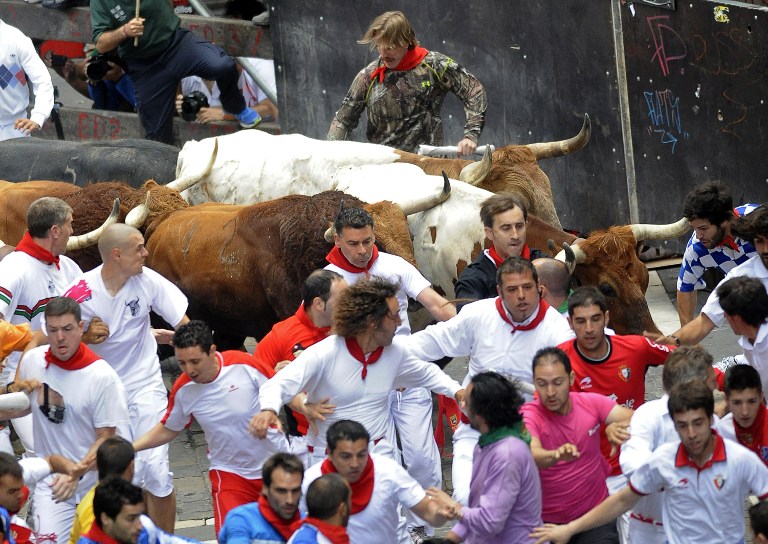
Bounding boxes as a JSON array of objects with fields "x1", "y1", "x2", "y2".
[
  {"x1": 64, "y1": 279, "x2": 92, "y2": 303},
  {"x1": 676, "y1": 478, "x2": 689, "y2": 488},
  {"x1": 579, "y1": 376, "x2": 593, "y2": 390},
  {"x1": 47, "y1": 280, "x2": 56, "y2": 295},
  {"x1": 618, "y1": 365, "x2": 630, "y2": 382},
  {"x1": 125, "y1": 297, "x2": 140, "y2": 317},
  {"x1": 588, "y1": 423, "x2": 601, "y2": 436},
  {"x1": 760, "y1": 447, "x2": 768, "y2": 462},
  {"x1": 713, "y1": 475, "x2": 726, "y2": 490},
  {"x1": 228, "y1": 383, "x2": 239, "y2": 393}
]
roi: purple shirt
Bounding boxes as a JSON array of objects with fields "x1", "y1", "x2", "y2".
[{"x1": 452, "y1": 435, "x2": 542, "y2": 543}]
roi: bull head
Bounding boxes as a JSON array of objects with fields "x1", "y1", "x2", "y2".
[{"x1": 66, "y1": 198, "x2": 120, "y2": 251}]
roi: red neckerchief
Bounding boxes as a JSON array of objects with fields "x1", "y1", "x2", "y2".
[
  {"x1": 370, "y1": 46, "x2": 429, "y2": 83},
  {"x1": 301, "y1": 518, "x2": 350, "y2": 544},
  {"x1": 16, "y1": 232, "x2": 60, "y2": 270},
  {"x1": 495, "y1": 297, "x2": 550, "y2": 333},
  {"x1": 321, "y1": 455, "x2": 375, "y2": 514},
  {"x1": 325, "y1": 245, "x2": 379, "y2": 276},
  {"x1": 44, "y1": 343, "x2": 101, "y2": 370},
  {"x1": 735, "y1": 404, "x2": 767, "y2": 458},
  {"x1": 344, "y1": 337, "x2": 383, "y2": 380},
  {"x1": 487, "y1": 244, "x2": 531, "y2": 267},
  {"x1": 10, "y1": 486, "x2": 29, "y2": 516},
  {"x1": 296, "y1": 304, "x2": 331, "y2": 344},
  {"x1": 257, "y1": 495, "x2": 301, "y2": 540},
  {"x1": 716, "y1": 208, "x2": 742, "y2": 251},
  {"x1": 11, "y1": 521, "x2": 34, "y2": 544},
  {"x1": 82, "y1": 522, "x2": 121, "y2": 544}
]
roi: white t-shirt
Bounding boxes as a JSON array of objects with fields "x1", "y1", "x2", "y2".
[
  {"x1": 259, "y1": 335, "x2": 461, "y2": 452},
  {"x1": 629, "y1": 435, "x2": 768, "y2": 544},
  {"x1": 702, "y1": 255, "x2": 768, "y2": 327},
  {"x1": 406, "y1": 297, "x2": 574, "y2": 388},
  {"x1": 63, "y1": 266, "x2": 188, "y2": 398},
  {"x1": 738, "y1": 321, "x2": 768, "y2": 390},
  {"x1": 0, "y1": 251, "x2": 82, "y2": 372},
  {"x1": 163, "y1": 352, "x2": 289, "y2": 479},
  {"x1": 19, "y1": 345, "x2": 130, "y2": 493},
  {"x1": 326, "y1": 252, "x2": 431, "y2": 335},
  {"x1": 303, "y1": 454, "x2": 424, "y2": 544}
]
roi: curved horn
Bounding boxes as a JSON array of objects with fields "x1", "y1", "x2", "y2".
[
  {"x1": 630, "y1": 217, "x2": 690, "y2": 242},
  {"x1": 458, "y1": 146, "x2": 492, "y2": 186},
  {"x1": 527, "y1": 113, "x2": 591, "y2": 160},
  {"x1": 167, "y1": 138, "x2": 219, "y2": 193},
  {"x1": 324, "y1": 223, "x2": 335, "y2": 243},
  {"x1": 399, "y1": 173, "x2": 451, "y2": 216},
  {"x1": 66, "y1": 198, "x2": 120, "y2": 251},
  {"x1": 125, "y1": 191, "x2": 152, "y2": 228},
  {"x1": 556, "y1": 242, "x2": 586, "y2": 268}
]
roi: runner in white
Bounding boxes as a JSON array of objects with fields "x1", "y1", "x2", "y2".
[{"x1": 63, "y1": 223, "x2": 189, "y2": 532}]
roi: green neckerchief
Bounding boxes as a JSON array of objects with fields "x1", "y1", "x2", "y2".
[
  {"x1": 557, "y1": 289, "x2": 574, "y2": 315},
  {"x1": 478, "y1": 421, "x2": 531, "y2": 448}
]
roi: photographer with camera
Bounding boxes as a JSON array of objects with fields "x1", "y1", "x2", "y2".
[
  {"x1": 90, "y1": 0, "x2": 261, "y2": 145},
  {"x1": 0, "y1": 18, "x2": 54, "y2": 141},
  {"x1": 84, "y1": 46, "x2": 137, "y2": 112}
]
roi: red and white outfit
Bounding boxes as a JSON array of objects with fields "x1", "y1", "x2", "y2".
[
  {"x1": 0, "y1": 236, "x2": 82, "y2": 453},
  {"x1": 64, "y1": 265, "x2": 188, "y2": 498},
  {"x1": 629, "y1": 433, "x2": 768, "y2": 544},
  {"x1": 326, "y1": 247, "x2": 442, "y2": 506},
  {"x1": 521, "y1": 392, "x2": 616, "y2": 524},
  {"x1": 304, "y1": 453, "x2": 425, "y2": 544},
  {"x1": 162, "y1": 351, "x2": 289, "y2": 534},
  {"x1": 19, "y1": 344, "x2": 129, "y2": 544},
  {"x1": 407, "y1": 296, "x2": 574, "y2": 504},
  {"x1": 717, "y1": 406, "x2": 768, "y2": 466},
  {"x1": 259, "y1": 334, "x2": 462, "y2": 466},
  {"x1": 9, "y1": 457, "x2": 54, "y2": 544},
  {"x1": 254, "y1": 304, "x2": 331, "y2": 465}
]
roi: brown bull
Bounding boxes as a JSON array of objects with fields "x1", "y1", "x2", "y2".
[
  {"x1": 395, "y1": 115, "x2": 591, "y2": 229},
  {"x1": 143, "y1": 191, "x2": 424, "y2": 348}
]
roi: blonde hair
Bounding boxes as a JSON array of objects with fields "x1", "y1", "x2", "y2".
[{"x1": 358, "y1": 11, "x2": 419, "y2": 50}]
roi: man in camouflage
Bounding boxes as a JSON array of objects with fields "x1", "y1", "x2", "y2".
[{"x1": 327, "y1": 10, "x2": 487, "y2": 156}]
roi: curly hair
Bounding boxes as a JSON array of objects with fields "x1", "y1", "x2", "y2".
[
  {"x1": 682, "y1": 181, "x2": 733, "y2": 225},
  {"x1": 469, "y1": 372, "x2": 524, "y2": 430},
  {"x1": 333, "y1": 278, "x2": 399, "y2": 337}
]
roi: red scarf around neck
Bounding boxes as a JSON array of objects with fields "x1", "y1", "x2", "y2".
[
  {"x1": 16, "y1": 232, "x2": 60, "y2": 270},
  {"x1": 344, "y1": 337, "x2": 383, "y2": 380},
  {"x1": 258, "y1": 495, "x2": 301, "y2": 540},
  {"x1": 45, "y1": 343, "x2": 101, "y2": 370},
  {"x1": 302, "y1": 518, "x2": 350, "y2": 544},
  {"x1": 735, "y1": 403, "x2": 767, "y2": 458},
  {"x1": 296, "y1": 304, "x2": 331, "y2": 343},
  {"x1": 325, "y1": 245, "x2": 379, "y2": 275},
  {"x1": 321, "y1": 455, "x2": 375, "y2": 514},
  {"x1": 495, "y1": 296, "x2": 550, "y2": 333},
  {"x1": 82, "y1": 522, "x2": 121, "y2": 544},
  {"x1": 487, "y1": 244, "x2": 531, "y2": 267},
  {"x1": 370, "y1": 46, "x2": 429, "y2": 83}
]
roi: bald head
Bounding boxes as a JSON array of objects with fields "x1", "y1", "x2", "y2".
[
  {"x1": 533, "y1": 258, "x2": 570, "y2": 297},
  {"x1": 98, "y1": 223, "x2": 143, "y2": 262}
]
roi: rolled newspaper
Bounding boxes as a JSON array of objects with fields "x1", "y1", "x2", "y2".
[
  {"x1": 0, "y1": 392, "x2": 30, "y2": 412},
  {"x1": 417, "y1": 144, "x2": 495, "y2": 157}
]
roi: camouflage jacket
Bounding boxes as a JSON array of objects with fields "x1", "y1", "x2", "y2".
[{"x1": 327, "y1": 51, "x2": 487, "y2": 153}]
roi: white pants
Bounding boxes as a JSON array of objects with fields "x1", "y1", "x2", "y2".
[
  {"x1": 32, "y1": 472, "x2": 95, "y2": 544},
  {"x1": 607, "y1": 473, "x2": 630, "y2": 544},
  {"x1": 628, "y1": 516, "x2": 666, "y2": 544},
  {"x1": 451, "y1": 422, "x2": 480, "y2": 506},
  {"x1": 128, "y1": 380, "x2": 174, "y2": 497}
]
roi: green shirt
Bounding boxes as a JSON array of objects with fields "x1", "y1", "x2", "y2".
[{"x1": 90, "y1": 0, "x2": 180, "y2": 60}]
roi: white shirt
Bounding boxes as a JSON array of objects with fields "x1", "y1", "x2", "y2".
[
  {"x1": 0, "y1": 251, "x2": 82, "y2": 372},
  {"x1": 19, "y1": 345, "x2": 129, "y2": 494},
  {"x1": 702, "y1": 255, "x2": 768, "y2": 327},
  {"x1": 738, "y1": 321, "x2": 768, "y2": 390},
  {"x1": 63, "y1": 266, "x2": 188, "y2": 398},
  {"x1": 163, "y1": 352, "x2": 288, "y2": 479},
  {"x1": 326, "y1": 252, "x2": 431, "y2": 335},
  {"x1": 405, "y1": 297, "x2": 574, "y2": 388},
  {"x1": 629, "y1": 435, "x2": 768, "y2": 544},
  {"x1": 259, "y1": 335, "x2": 461, "y2": 452},
  {"x1": 303, "y1": 454, "x2": 424, "y2": 544}
]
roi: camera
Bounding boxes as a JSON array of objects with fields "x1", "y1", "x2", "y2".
[
  {"x1": 181, "y1": 91, "x2": 209, "y2": 122},
  {"x1": 86, "y1": 53, "x2": 122, "y2": 82}
]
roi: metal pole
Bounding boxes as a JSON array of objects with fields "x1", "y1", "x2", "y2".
[{"x1": 186, "y1": 0, "x2": 278, "y2": 104}]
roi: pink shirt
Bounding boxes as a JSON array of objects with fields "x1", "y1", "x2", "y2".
[{"x1": 521, "y1": 392, "x2": 616, "y2": 523}]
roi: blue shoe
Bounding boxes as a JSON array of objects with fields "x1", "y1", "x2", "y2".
[{"x1": 236, "y1": 108, "x2": 262, "y2": 129}]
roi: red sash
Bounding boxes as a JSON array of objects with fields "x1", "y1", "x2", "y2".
[
  {"x1": 16, "y1": 232, "x2": 60, "y2": 269},
  {"x1": 44, "y1": 343, "x2": 101, "y2": 370},
  {"x1": 257, "y1": 494, "x2": 301, "y2": 540},
  {"x1": 370, "y1": 46, "x2": 429, "y2": 83},
  {"x1": 325, "y1": 246, "x2": 379, "y2": 275},
  {"x1": 321, "y1": 455, "x2": 375, "y2": 513},
  {"x1": 344, "y1": 337, "x2": 383, "y2": 380}
]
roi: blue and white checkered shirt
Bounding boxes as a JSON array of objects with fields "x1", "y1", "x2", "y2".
[{"x1": 677, "y1": 203, "x2": 760, "y2": 292}]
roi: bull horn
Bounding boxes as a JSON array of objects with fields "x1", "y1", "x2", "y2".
[
  {"x1": 556, "y1": 242, "x2": 586, "y2": 271},
  {"x1": 630, "y1": 217, "x2": 690, "y2": 242},
  {"x1": 458, "y1": 146, "x2": 492, "y2": 186},
  {"x1": 398, "y1": 173, "x2": 451, "y2": 216},
  {"x1": 167, "y1": 138, "x2": 219, "y2": 193},
  {"x1": 66, "y1": 198, "x2": 120, "y2": 251},
  {"x1": 324, "y1": 223, "x2": 335, "y2": 243},
  {"x1": 125, "y1": 192, "x2": 152, "y2": 228},
  {"x1": 526, "y1": 113, "x2": 591, "y2": 160}
]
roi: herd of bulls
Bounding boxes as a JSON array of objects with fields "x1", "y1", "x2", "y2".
[{"x1": 0, "y1": 117, "x2": 691, "y2": 348}]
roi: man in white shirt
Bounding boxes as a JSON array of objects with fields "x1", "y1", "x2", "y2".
[{"x1": 63, "y1": 223, "x2": 189, "y2": 532}]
